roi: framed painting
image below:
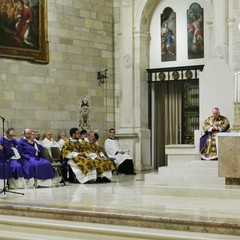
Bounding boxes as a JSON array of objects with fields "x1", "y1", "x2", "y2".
[
  {"x1": 0, "y1": 0, "x2": 49, "y2": 64},
  {"x1": 187, "y1": 3, "x2": 204, "y2": 59},
  {"x1": 161, "y1": 7, "x2": 176, "y2": 62}
]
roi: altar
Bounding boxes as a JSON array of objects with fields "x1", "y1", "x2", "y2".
[{"x1": 217, "y1": 132, "x2": 240, "y2": 184}]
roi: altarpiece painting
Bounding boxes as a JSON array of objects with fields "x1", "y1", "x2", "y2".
[
  {"x1": 161, "y1": 7, "x2": 176, "y2": 62},
  {"x1": 0, "y1": 0, "x2": 48, "y2": 63},
  {"x1": 187, "y1": 3, "x2": 204, "y2": 59}
]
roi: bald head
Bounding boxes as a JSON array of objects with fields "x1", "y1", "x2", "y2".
[
  {"x1": 212, "y1": 108, "x2": 220, "y2": 119},
  {"x1": 23, "y1": 129, "x2": 32, "y2": 139}
]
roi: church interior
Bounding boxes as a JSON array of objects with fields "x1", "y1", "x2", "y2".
[{"x1": 0, "y1": 0, "x2": 240, "y2": 239}]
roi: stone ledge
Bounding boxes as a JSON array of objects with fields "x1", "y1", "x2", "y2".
[
  {"x1": 116, "y1": 133, "x2": 138, "y2": 138},
  {"x1": 165, "y1": 144, "x2": 195, "y2": 149}
]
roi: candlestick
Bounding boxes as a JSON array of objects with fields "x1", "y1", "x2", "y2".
[
  {"x1": 238, "y1": 72, "x2": 240, "y2": 102},
  {"x1": 235, "y1": 72, "x2": 238, "y2": 102}
]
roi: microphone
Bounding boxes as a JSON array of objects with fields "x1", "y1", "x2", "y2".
[{"x1": 0, "y1": 116, "x2": 5, "y2": 121}]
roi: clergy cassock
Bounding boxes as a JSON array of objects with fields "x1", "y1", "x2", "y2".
[
  {"x1": 0, "y1": 138, "x2": 11, "y2": 180},
  {"x1": 1, "y1": 136, "x2": 34, "y2": 188},
  {"x1": 200, "y1": 115, "x2": 230, "y2": 160},
  {"x1": 18, "y1": 138, "x2": 54, "y2": 185},
  {"x1": 61, "y1": 139, "x2": 98, "y2": 183},
  {"x1": 104, "y1": 138, "x2": 132, "y2": 166},
  {"x1": 82, "y1": 141, "x2": 115, "y2": 177},
  {"x1": 104, "y1": 138, "x2": 135, "y2": 174}
]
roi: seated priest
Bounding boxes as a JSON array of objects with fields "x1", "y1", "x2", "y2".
[
  {"x1": 82, "y1": 131, "x2": 115, "y2": 183},
  {"x1": 42, "y1": 130, "x2": 60, "y2": 156},
  {"x1": 61, "y1": 127, "x2": 98, "y2": 184},
  {"x1": 18, "y1": 129, "x2": 54, "y2": 187},
  {"x1": 1, "y1": 128, "x2": 34, "y2": 189},
  {"x1": 200, "y1": 107, "x2": 230, "y2": 160},
  {"x1": 104, "y1": 128, "x2": 136, "y2": 175}
]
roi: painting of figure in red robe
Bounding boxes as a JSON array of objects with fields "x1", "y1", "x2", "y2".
[
  {"x1": 0, "y1": 0, "x2": 48, "y2": 63},
  {"x1": 187, "y1": 3, "x2": 204, "y2": 59}
]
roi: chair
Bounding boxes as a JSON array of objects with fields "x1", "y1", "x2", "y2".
[
  {"x1": 101, "y1": 147, "x2": 118, "y2": 175},
  {"x1": 50, "y1": 147, "x2": 65, "y2": 185},
  {"x1": 41, "y1": 148, "x2": 52, "y2": 162}
]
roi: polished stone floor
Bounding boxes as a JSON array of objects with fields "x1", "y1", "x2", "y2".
[{"x1": 0, "y1": 171, "x2": 240, "y2": 239}]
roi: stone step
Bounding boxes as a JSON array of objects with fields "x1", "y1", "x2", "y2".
[
  {"x1": 157, "y1": 166, "x2": 218, "y2": 174},
  {"x1": 142, "y1": 184, "x2": 240, "y2": 199},
  {"x1": 0, "y1": 215, "x2": 239, "y2": 240},
  {"x1": 144, "y1": 172, "x2": 225, "y2": 187},
  {"x1": 188, "y1": 160, "x2": 219, "y2": 169}
]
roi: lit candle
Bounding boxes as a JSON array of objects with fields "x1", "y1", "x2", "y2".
[{"x1": 235, "y1": 72, "x2": 238, "y2": 102}]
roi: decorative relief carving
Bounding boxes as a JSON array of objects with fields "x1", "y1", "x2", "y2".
[
  {"x1": 141, "y1": 17, "x2": 147, "y2": 25},
  {"x1": 77, "y1": 95, "x2": 91, "y2": 130},
  {"x1": 214, "y1": 45, "x2": 225, "y2": 59},
  {"x1": 232, "y1": 102, "x2": 240, "y2": 132},
  {"x1": 123, "y1": 55, "x2": 131, "y2": 68}
]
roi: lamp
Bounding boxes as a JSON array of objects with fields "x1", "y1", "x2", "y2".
[{"x1": 97, "y1": 69, "x2": 108, "y2": 84}]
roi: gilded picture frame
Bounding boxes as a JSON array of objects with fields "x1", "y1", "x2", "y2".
[{"x1": 0, "y1": 0, "x2": 49, "y2": 64}]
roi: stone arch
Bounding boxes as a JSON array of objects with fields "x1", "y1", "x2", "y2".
[
  {"x1": 129, "y1": 0, "x2": 162, "y2": 170},
  {"x1": 134, "y1": 0, "x2": 161, "y2": 33},
  {"x1": 132, "y1": 0, "x2": 161, "y2": 128}
]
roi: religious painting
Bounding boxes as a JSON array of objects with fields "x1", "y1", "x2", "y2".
[
  {"x1": 0, "y1": 0, "x2": 49, "y2": 63},
  {"x1": 187, "y1": 3, "x2": 204, "y2": 59},
  {"x1": 161, "y1": 7, "x2": 176, "y2": 62}
]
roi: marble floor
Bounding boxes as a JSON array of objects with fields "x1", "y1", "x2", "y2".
[{"x1": 0, "y1": 171, "x2": 240, "y2": 239}]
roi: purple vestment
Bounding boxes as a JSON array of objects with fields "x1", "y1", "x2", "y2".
[
  {"x1": 0, "y1": 137, "x2": 12, "y2": 179},
  {"x1": 18, "y1": 138, "x2": 54, "y2": 180},
  {"x1": 1, "y1": 137, "x2": 34, "y2": 180}
]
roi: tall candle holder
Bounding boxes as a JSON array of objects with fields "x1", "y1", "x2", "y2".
[{"x1": 232, "y1": 101, "x2": 240, "y2": 131}]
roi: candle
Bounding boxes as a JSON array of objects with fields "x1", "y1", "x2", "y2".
[
  {"x1": 235, "y1": 72, "x2": 238, "y2": 102},
  {"x1": 238, "y1": 72, "x2": 240, "y2": 102}
]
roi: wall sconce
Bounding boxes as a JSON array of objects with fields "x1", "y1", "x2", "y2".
[{"x1": 97, "y1": 69, "x2": 108, "y2": 85}]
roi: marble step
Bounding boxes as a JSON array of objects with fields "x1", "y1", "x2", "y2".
[
  {"x1": 142, "y1": 184, "x2": 240, "y2": 199},
  {"x1": 157, "y1": 166, "x2": 218, "y2": 175},
  {"x1": 145, "y1": 160, "x2": 222, "y2": 187},
  {"x1": 0, "y1": 215, "x2": 239, "y2": 240},
  {"x1": 170, "y1": 160, "x2": 218, "y2": 168},
  {"x1": 144, "y1": 171, "x2": 225, "y2": 186}
]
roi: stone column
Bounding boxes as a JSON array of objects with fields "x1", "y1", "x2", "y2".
[
  {"x1": 114, "y1": 0, "x2": 139, "y2": 169},
  {"x1": 133, "y1": 29, "x2": 152, "y2": 170},
  {"x1": 212, "y1": 0, "x2": 228, "y2": 60},
  {"x1": 118, "y1": 0, "x2": 134, "y2": 132}
]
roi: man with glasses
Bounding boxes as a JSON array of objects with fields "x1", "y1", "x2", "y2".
[{"x1": 104, "y1": 128, "x2": 136, "y2": 175}]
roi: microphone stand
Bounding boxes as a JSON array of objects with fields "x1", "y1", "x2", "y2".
[{"x1": 0, "y1": 116, "x2": 24, "y2": 195}]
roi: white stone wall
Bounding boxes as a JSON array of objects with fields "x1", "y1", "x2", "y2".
[
  {"x1": 0, "y1": 0, "x2": 114, "y2": 142},
  {"x1": 2, "y1": 0, "x2": 239, "y2": 170}
]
